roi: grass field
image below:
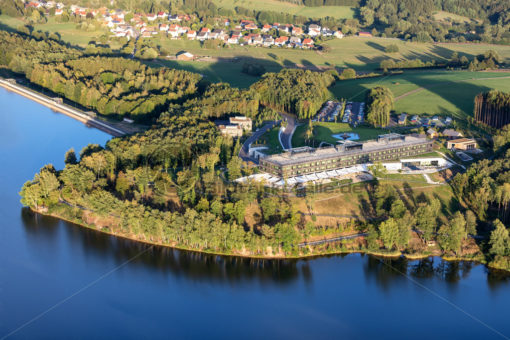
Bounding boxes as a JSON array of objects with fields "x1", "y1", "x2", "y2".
[
  {"x1": 0, "y1": 15, "x2": 109, "y2": 46},
  {"x1": 153, "y1": 37, "x2": 510, "y2": 71},
  {"x1": 257, "y1": 126, "x2": 283, "y2": 154},
  {"x1": 433, "y1": 11, "x2": 481, "y2": 24},
  {"x1": 213, "y1": 0, "x2": 355, "y2": 19},
  {"x1": 330, "y1": 70, "x2": 510, "y2": 119},
  {"x1": 292, "y1": 122, "x2": 393, "y2": 147},
  {"x1": 147, "y1": 37, "x2": 510, "y2": 88}
]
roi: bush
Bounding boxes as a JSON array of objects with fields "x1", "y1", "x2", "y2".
[
  {"x1": 385, "y1": 44, "x2": 399, "y2": 53},
  {"x1": 242, "y1": 62, "x2": 266, "y2": 77}
]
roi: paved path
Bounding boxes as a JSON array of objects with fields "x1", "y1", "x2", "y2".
[
  {"x1": 239, "y1": 120, "x2": 279, "y2": 163},
  {"x1": 279, "y1": 113, "x2": 298, "y2": 150},
  {"x1": 299, "y1": 233, "x2": 367, "y2": 247},
  {"x1": 423, "y1": 173, "x2": 441, "y2": 185}
]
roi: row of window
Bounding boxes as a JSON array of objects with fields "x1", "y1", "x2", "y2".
[{"x1": 280, "y1": 148, "x2": 432, "y2": 177}]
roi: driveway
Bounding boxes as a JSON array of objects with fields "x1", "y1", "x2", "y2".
[
  {"x1": 279, "y1": 113, "x2": 298, "y2": 150},
  {"x1": 239, "y1": 120, "x2": 279, "y2": 163}
]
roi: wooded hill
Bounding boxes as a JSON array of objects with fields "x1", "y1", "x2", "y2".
[{"x1": 28, "y1": 57, "x2": 201, "y2": 121}]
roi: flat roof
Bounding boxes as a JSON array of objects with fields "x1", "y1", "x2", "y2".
[
  {"x1": 448, "y1": 138, "x2": 476, "y2": 144},
  {"x1": 264, "y1": 135, "x2": 430, "y2": 166}
]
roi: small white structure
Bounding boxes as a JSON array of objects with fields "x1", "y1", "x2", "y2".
[{"x1": 401, "y1": 157, "x2": 447, "y2": 167}]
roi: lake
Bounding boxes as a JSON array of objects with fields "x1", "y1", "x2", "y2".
[{"x1": 1, "y1": 87, "x2": 510, "y2": 339}]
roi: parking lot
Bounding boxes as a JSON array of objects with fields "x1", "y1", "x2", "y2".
[
  {"x1": 342, "y1": 101, "x2": 365, "y2": 126},
  {"x1": 314, "y1": 101, "x2": 342, "y2": 122}
]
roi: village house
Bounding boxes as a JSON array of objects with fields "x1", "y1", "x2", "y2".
[
  {"x1": 168, "y1": 25, "x2": 180, "y2": 38},
  {"x1": 447, "y1": 138, "x2": 478, "y2": 150},
  {"x1": 227, "y1": 33, "x2": 240, "y2": 44},
  {"x1": 245, "y1": 23, "x2": 258, "y2": 30},
  {"x1": 322, "y1": 28, "x2": 334, "y2": 36},
  {"x1": 197, "y1": 31, "x2": 208, "y2": 41},
  {"x1": 263, "y1": 36, "x2": 275, "y2": 47},
  {"x1": 210, "y1": 29, "x2": 225, "y2": 40},
  {"x1": 187, "y1": 30, "x2": 196, "y2": 39},
  {"x1": 334, "y1": 30, "x2": 344, "y2": 39},
  {"x1": 147, "y1": 13, "x2": 157, "y2": 21},
  {"x1": 289, "y1": 36, "x2": 301, "y2": 44},
  {"x1": 169, "y1": 14, "x2": 180, "y2": 21},
  {"x1": 278, "y1": 25, "x2": 290, "y2": 33},
  {"x1": 398, "y1": 113, "x2": 407, "y2": 125},
  {"x1": 275, "y1": 36, "x2": 289, "y2": 46},
  {"x1": 302, "y1": 38, "x2": 314, "y2": 48},
  {"x1": 55, "y1": 8, "x2": 63, "y2": 15},
  {"x1": 176, "y1": 51, "x2": 194, "y2": 61},
  {"x1": 427, "y1": 128, "x2": 438, "y2": 138},
  {"x1": 159, "y1": 23, "x2": 169, "y2": 31},
  {"x1": 308, "y1": 24, "x2": 321, "y2": 36},
  {"x1": 157, "y1": 11, "x2": 167, "y2": 19},
  {"x1": 261, "y1": 24, "x2": 272, "y2": 33},
  {"x1": 252, "y1": 35, "x2": 263, "y2": 45},
  {"x1": 292, "y1": 27, "x2": 303, "y2": 35},
  {"x1": 442, "y1": 129, "x2": 463, "y2": 139}
]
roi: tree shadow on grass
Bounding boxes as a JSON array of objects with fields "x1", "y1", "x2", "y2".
[{"x1": 366, "y1": 41, "x2": 387, "y2": 52}]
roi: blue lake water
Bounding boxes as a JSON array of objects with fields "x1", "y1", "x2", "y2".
[{"x1": 1, "y1": 87, "x2": 510, "y2": 339}]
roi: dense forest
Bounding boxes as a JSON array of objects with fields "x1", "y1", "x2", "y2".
[
  {"x1": 0, "y1": 31, "x2": 80, "y2": 76},
  {"x1": 474, "y1": 90, "x2": 510, "y2": 129},
  {"x1": 28, "y1": 56, "x2": 201, "y2": 120},
  {"x1": 360, "y1": 0, "x2": 510, "y2": 43},
  {"x1": 450, "y1": 128, "x2": 510, "y2": 270},
  {"x1": 251, "y1": 69, "x2": 335, "y2": 119}
]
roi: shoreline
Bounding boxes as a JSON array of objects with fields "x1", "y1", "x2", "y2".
[
  {"x1": 0, "y1": 78, "x2": 128, "y2": 137},
  {"x1": 32, "y1": 207, "x2": 503, "y2": 270}
]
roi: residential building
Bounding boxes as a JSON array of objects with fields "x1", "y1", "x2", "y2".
[
  {"x1": 427, "y1": 128, "x2": 438, "y2": 138},
  {"x1": 275, "y1": 36, "x2": 289, "y2": 46},
  {"x1": 442, "y1": 129, "x2": 463, "y2": 139},
  {"x1": 229, "y1": 116, "x2": 252, "y2": 131},
  {"x1": 292, "y1": 27, "x2": 303, "y2": 35},
  {"x1": 219, "y1": 124, "x2": 243, "y2": 138},
  {"x1": 334, "y1": 31, "x2": 344, "y2": 39},
  {"x1": 187, "y1": 30, "x2": 196, "y2": 39},
  {"x1": 308, "y1": 24, "x2": 321, "y2": 36},
  {"x1": 302, "y1": 38, "x2": 314, "y2": 48},
  {"x1": 261, "y1": 24, "x2": 272, "y2": 32},
  {"x1": 176, "y1": 51, "x2": 194, "y2": 61},
  {"x1": 289, "y1": 36, "x2": 301, "y2": 44},
  {"x1": 197, "y1": 31, "x2": 208, "y2": 41},
  {"x1": 447, "y1": 138, "x2": 478, "y2": 150},
  {"x1": 263, "y1": 36, "x2": 274, "y2": 47},
  {"x1": 398, "y1": 113, "x2": 407, "y2": 125}
]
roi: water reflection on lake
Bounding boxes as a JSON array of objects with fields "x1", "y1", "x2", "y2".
[{"x1": 2, "y1": 87, "x2": 510, "y2": 339}]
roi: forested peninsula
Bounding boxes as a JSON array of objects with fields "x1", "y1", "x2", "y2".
[{"x1": 2, "y1": 29, "x2": 509, "y2": 271}]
